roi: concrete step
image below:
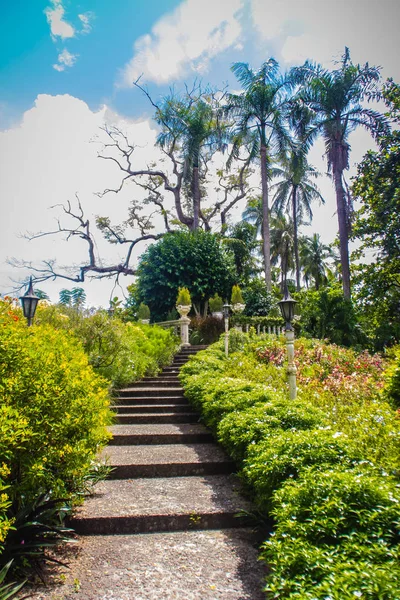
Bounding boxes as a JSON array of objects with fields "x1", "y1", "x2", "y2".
[
  {"x1": 71, "y1": 475, "x2": 251, "y2": 535},
  {"x1": 113, "y1": 404, "x2": 191, "y2": 414},
  {"x1": 119, "y1": 388, "x2": 185, "y2": 398},
  {"x1": 116, "y1": 413, "x2": 199, "y2": 425},
  {"x1": 109, "y1": 424, "x2": 214, "y2": 445},
  {"x1": 115, "y1": 396, "x2": 188, "y2": 405},
  {"x1": 102, "y1": 444, "x2": 235, "y2": 478},
  {"x1": 132, "y1": 379, "x2": 182, "y2": 387},
  {"x1": 155, "y1": 371, "x2": 180, "y2": 377},
  {"x1": 21, "y1": 530, "x2": 266, "y2": 599}
]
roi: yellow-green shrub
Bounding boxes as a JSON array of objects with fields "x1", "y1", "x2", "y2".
[
  {"x1": 36, "y1": 305, "x2": 179, "y2": 388},
  {"x1": 0, "y1": 300, "x2": 112, "y2": 506}
]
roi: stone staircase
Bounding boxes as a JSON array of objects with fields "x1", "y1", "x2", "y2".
[{"x1": 63, "y1": 346, "x2": 266, "y2": 599}]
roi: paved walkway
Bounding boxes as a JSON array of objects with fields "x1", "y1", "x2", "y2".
[{"x1": 19, "y1": 346, "x2": 266, "y2": 599}]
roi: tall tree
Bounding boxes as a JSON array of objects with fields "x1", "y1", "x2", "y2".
[
  {"x1": 156, "y1": 88, "x2": 228, "y2": 230},
  {"x1": 300, "y1": 233, "x2": 335, "y2": 290},
  {"x1": 272, "y1": 151, "x2": 324, "y2": 291},
  {"x1": 270, "y1": 213, "x2": 295, "y2": 290},
  {"x1": 292, "y1": 48, "x2": 388, "y2": 298},
  {"x1": 228, "y1": 59, "x2": 292, "y2": 290},
  {"x1": 351, "y1": 79, "x2": 400, "y2": 348}
]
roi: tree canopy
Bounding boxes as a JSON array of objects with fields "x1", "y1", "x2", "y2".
[{"x1": 136, "y1": 230, "x2": 236, "y2": 321}]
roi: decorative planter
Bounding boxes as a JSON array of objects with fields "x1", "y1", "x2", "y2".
[
  {"x1": 176, "y1": 304, "x2": 191, "y2": 318},
  {"x1": 211, "y1": 311, "x2": 223, "y2": 319},
  {"x1": 232, "y1": 303, "x2": 245, "y2": 314}
]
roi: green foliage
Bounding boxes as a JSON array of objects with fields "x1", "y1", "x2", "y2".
[
  {"x1": 1, "y1": 494, "x2": 73, "y2": 568},
  {"x1": 351, "y1": 80, "x2": 400, "y2": 350},
  {"x1": 262, "y1": 466, "x2": 400, "y2": 598},
  {"x1": 243, "y1": 430, "x2": 362, "y2": 512},
  {"x1": 58, "y1": 287, "x2": 86, "y2": 309},
  {"x1": 176, "y1": 287, "x2": 191, "y2": 306},
  {"x1": 297, "y1": 286, "x2": 364, "y2": 347},
  {"x1": 383, "y1": 346, "x2": 400, "y2": 408},
  {"x1": 179, "y1": 334, "x2": 400, "y2": 598},
  {"x1": 137, "y1": 303, "x2": 150, "y2": 320},
  {"x1": 208, "y1": 293, "x2": 223, "y2": 313},
  {"x1": 136, "y1": 231, "x2": 235, "y2": 320},
  {"x1": 35, "y1": 304, "x2": 179, "y2": 388},
  {"x1": 189, "y1": 316, "x2": 224, "y2": 345},
  {"x1": 0, "y1": 298, "x2": 113, "y2": 568},
  {"x1": 218, "y1": 401, "x2": 326, "y2": 463},
  {"x1": 242, "y1": 278, "x2": 275, "y2": 317},
  {"x1": 231, "y1": 284, "x2": 244, "y2": 305},
  {"x1": 0, "y1": 561, "x2": 25, "y2": 600}
]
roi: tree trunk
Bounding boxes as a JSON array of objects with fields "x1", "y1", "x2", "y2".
[
  {"x1": 292, "y1": 186, "x2": 301, "y2": 292},
  {"x1": 333, "y1": 163, "x2": 351, "y2": 299},
  {"x1": 192, "y1": 166, "x2": 201, "y2": 230},
  {"x1": 260, "y1": 144, "x2": 272, "y2": 290}
]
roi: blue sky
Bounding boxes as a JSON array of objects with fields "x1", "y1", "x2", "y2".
[{"x1": 1, "y1": 0, "x2": 399, "y2": 305}]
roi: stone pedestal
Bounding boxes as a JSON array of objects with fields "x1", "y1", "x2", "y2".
[
  {"x1": 285, "y1": 328, "x2": 297, "y2": 400},
  {"x1": 180, "y1": 316, "x2": 191, "y2": 347}
]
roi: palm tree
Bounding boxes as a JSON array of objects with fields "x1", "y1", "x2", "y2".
[
  {"x1": 292, "y1": 48, "x2": 388, "y2": 298},
  {"x1": 157, "y1": 89, "x2": 228, "y2": 230},
  {"x1": 242, "y1": 195, "x2": 263, "y2": 234},
  {"x1": 270, "y1": 213, "x2": 295, "y2": 290},
  {"x1": 228, "y1": 59, "x2": 293, "y2": 290},
  {"x1": 272, "y1": 151, "x2": 324, "y2": 291},
  {"x1": 299, "y1": 234, "x2": 334, "y2": 290}
]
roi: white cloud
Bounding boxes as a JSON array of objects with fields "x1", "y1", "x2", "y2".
[
  {"x1": 78, "y1": 12, "x2": 94, "y2": 35},
  {"x1": 119, "y1": 0, "x2": 243, "y2": 86},
  {"x1": 44, "y1": 0, "x2": 75, "y2": 40},
  {"x1": 249, "y1": 0, "x2": 400, "y2": 80},
  {"x1": 53, "y1": 49, "x2": 78, "y2": 72},
  {"x1": 0, "y1": 95, "x2": 161, "y2": 306}
]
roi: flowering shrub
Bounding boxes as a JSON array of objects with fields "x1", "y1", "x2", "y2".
[{"x1": 179, "y1": 335, "x2": 400, "y2": 598}]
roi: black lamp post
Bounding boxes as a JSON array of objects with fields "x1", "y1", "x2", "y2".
[
  {"x1": 278, "y1": 287, "x2": 297, "y2": 330},
  {"x1": 278, "y1": 286, "x2": 298, "y2": 399},
  {"x1": 223, "y1": 304, "x2": 231, "y2": 357},
  {"x1": 19, "y1": 277, "x2": 39, "y2": 326}
]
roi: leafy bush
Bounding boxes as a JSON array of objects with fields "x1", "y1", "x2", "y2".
[
  {"x1": 383, "y1": 345, "x2": 400, "y2": 408},
  {"x1": 0, "y1": 298, "x2": 113, "y2": 570},
  {"x1": 208, "y1": 293, "x2": 223, "y2": 313},
  {"x1": 137, "y1": 303, "x2": 150, "y2": 320},
  {"x1": 179, "y1": 333, "x2": 400, "y2": 598},
  {"x1": 244, "y1": 430, "x2": 363, "y2": 511},
  {"x1": 297, "y1": 286, "x2": 365, "y2": 347},
  {"x1": 189, "y1": 316, "x2": 224, "y2": 344},
  {"x1": 242, "y1": 278, "x2": 275, "y2": 316},
  {"x1": 36, "y1": 305, "x2": 179, "y2": 388},
  {"x1": 218, "y1": 401, "x2": 327, "y2": 462},
  {"x1": 262, "y1": 466, "x2": 400, "y2": 598}
]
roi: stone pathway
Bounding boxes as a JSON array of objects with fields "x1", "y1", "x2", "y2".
[{"x1": 20, "y1": 346, "x2": 266, "y2": 599}]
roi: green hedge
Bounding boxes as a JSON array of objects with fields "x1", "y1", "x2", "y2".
[
  {"x1": 36, "y1": 305, "x2": 180, "y2": 388},
  {"x1": 0, "y1": 299, "x2": 114, "y2": 565},
  {"x1": 179, "y1": 336, "x2": 400, "y2": 598}
]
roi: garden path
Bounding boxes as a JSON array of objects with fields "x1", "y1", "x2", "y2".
[{"x1": 20, "y1": 346, "x2": 266, "y2": 599}]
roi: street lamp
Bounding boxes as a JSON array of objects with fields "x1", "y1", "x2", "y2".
[
  {"x1": 19, "y1": 277, "x2": 39, "y2": 327},
  {"x1": 278, "y1": 287, "x2": 298, "y2": 399},
  {"x1": 223, "y1": 304, "x2": 231, "y2": 357}
]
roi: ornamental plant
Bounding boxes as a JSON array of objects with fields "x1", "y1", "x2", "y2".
[
  {"x1": 231, "y1": 284, "x2": 244, "y2": 305},
  {"x1": 176, "y1": 287, "x2": 191, "y2": 306},
  {"x1": 208, "y1": 293, "x2": 223, "y2": 313},
  {"x1": 137, "y1": 302, "x2": 150, "y2": 321}
]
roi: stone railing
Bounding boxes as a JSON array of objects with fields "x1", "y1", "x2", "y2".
[{"x1": 156, "y1": 318, "x2": 190, "y2": 347}]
